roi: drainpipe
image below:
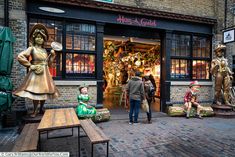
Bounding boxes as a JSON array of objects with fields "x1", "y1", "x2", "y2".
[
  {"x1": 224, "y1": 0, "x2": 227, "y2": 29},
  {"x1": 4, "y1": 0, "x2": 9, "y2": 27}
]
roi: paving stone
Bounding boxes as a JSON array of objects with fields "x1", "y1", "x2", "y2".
[{"x1": 1, "y1": 112, "x2": 235, "y2": 157}]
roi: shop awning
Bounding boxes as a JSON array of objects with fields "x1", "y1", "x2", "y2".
[{"x1": 0, "y1": 27, "x2": 15, "y2": 75}]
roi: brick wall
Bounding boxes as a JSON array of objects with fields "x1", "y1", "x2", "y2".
[
  {"x1": 114, "y1": 0, "x2": 215, "y2": 18},
  {"x1": 25, "y1": 85, "x2": 97, "y2": 111},
  {"x1": 45, "y1": 85, "x2": 97, "y2": 107},
  {"x1": 170, "y1": 85, "x2": 213, "y2": 103},
  {"x1": 6, "y1": 0, "x2": 27, "y2": 111},
  {"x1": 225, "y1": 0, "x2": 235, "y2": 29},
  {"x1": 0, "y1": 0, "x2": 4, "y2": 26},
  {"x1": 225, "y1": 0, "x2": 235, "y2": 69},
  {"x1": 214, "y1": 0, "x2": 225, "y2": 34}
]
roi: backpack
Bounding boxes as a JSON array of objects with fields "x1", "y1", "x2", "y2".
[{"x1": 148, "y1": 82, "x2": 155, "y2": 97}]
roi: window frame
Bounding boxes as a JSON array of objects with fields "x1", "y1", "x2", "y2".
[
  {"x1": 28, "y1": 16, "x2": 97, "y2": 80},
  {"x1": 170, "y1": 32, "x2": 212, "y2": 81}
]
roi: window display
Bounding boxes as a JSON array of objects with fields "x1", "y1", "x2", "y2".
[
  {"x1": 103, "y1": 36, "x2": 161, "y2": 97},
  {"x1": 66, "y1": 53, "x2": 95, "y2": 74},
  {"x1": 171, "y1": 34, "x2": 211, "y2": 80},
  {"x1": 171, "y1": 59, "x2": 190, "y2": 79}
]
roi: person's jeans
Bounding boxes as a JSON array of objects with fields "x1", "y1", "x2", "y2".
[
  {"x1": 129, "y1": 99, "x2": 141, "y2": 123},
  {"x1": 146, "y1": 98, "x2": 152, "y2": 122}
]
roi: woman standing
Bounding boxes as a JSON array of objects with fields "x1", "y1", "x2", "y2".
[
  {"x1": 143, "y1": 76, "x2": 154, "y2": 123},
  {"x1": 13, "y1": 23, "x2": 60, "y2": 117}
]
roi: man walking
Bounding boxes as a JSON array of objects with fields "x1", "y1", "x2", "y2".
[{"x1": 126, "y1": 71, "x2": 145, "y2": 124}]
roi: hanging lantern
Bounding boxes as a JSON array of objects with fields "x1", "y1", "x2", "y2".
[{"x1": 135, "y1": 59, "x2": 141, "y2": 67}]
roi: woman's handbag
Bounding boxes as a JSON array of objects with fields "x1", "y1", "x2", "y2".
[{"x1": 141, "y1": 99, "x2": 149, "y2": 113}]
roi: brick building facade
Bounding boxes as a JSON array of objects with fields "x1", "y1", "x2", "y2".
[{"x1": 1, "y1": 0, "x2": 235, "y2": 112}]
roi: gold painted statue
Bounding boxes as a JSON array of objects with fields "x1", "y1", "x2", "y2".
[
  {"x1": 211, "y1": 44, "x2": 234, "y2": 106},
  {"x1": 13, "y1": 24, "x2": 60, "y2": 117}
]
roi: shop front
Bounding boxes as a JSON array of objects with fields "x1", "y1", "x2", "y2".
[
  {"x1": 102, "y1": 24, "x2": 161, "y2": 111},
  {"x1": 26, "y1": 0, "x2": 216, "y2": 112}
]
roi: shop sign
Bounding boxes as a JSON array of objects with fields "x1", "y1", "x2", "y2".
[
  {"x1": 94, "y1": 0, "x2": 113, "y2": 3},
  {"x1": 223, "y1": 29, "x2": 235, "y2": 43},
  {"x1": 116, "y1": 15, "x2": 157, "y2": 27}
]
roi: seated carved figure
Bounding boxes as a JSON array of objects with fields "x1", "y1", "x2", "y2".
[
  {"x1": 76, "y1": 85, "x2": 96, "y2": 118},
  {"x1": 184, "y1": 81, "x2": 203, "y2": 119}
]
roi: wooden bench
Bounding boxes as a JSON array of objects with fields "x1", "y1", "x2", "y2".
[
  {"x1": 12, "y1": 123, "x2": 39, "y2": 152},
  {"x1": 80, "y1": 119, "x2": 110, "y2": 157}
]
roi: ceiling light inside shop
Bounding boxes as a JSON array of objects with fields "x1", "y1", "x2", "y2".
[{"x1": 104, "y1": 35, "x2": 160, "y2": 45}]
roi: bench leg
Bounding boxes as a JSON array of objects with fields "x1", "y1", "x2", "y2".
[
  {"x1": 92, "y1": 143, "x2": 94, "y2": 157},
  {"x1": 107, "y1": 141, "x2": 109, "y2": 157},
  {"x1": 78, "y1": 127, "x2": 80, "y2": 157},
  {"x1": 38, "y1": 131, "x2": 41, "y2": 151}
]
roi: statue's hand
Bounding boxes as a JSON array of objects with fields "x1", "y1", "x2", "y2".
[
  {"x1": 87, "y1": 105, "x2": 93, "y2": 109},
  {"x1": 50, "y1": 49, "x2": 55, "y2": 56},
  {"x1": 30, "y1": 65, "x2": 37, "y2": 71},
  {"x1": 30, "y1": 65, "x2": 44, "y2": 75},
  {"x1": 230, "y1": 76, "x2": 233, "y2": 80}
]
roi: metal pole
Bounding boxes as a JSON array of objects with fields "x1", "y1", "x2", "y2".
[
  {"x1": 78, "y1": 127, "x2": 80, "y2": 157},
  {"x1": 107, "y1": 142, "x2": 109, "y2": 157},
  {"x1": 4, "y1": 0, "x2": 9, "y2": 27},
  {"x1": 38, "y1": 131, "x2": 41, "y2": 151},
  {"x1": 225, "y1": 0, "x2": 227, "y2": 29}
]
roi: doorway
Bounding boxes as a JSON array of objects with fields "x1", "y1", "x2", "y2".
[{"x1": 102, "y1": 35, "x2": 161, "y2": 112}]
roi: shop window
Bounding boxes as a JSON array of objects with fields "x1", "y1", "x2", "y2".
[
  {"x1": 192, "y1": 60, "x2": 210, "y2": 79},
  {"x1": 66, "y1": 23, "x2": 95, "y2": 51},
  {"x1": 29, "y1": 18, "x2": 96, "y2": 79},
  {"x1": 171, "y1": 33, "x2": 211, "y2": 80},
  {"x1": 49, "y1": 52, "x2": 62, "y2": 78},
  {"x1": 171, "y1": 34, "x2": 190, "y2": 57},
  {"x1": 171, "y1": 59, "x2": 190, "y2": 79},
  {"x1": 66, "y1": 53, "x2": 95, "y2": 74},
  {"x1": 193, "y1": 36, "x2": 210, "y2": 58}
]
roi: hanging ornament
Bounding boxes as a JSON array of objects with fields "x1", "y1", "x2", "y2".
[{"x1": 135, "y1": 54, "x2": 141, "y2": 67}]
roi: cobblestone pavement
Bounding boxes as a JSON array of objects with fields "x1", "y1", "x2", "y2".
[
  {"x1": 1, "y1": 111, "x2": 235, "y2": 157},
  {"x1": 40, "y1": 112, "x2": 235, "y2": 157},
  {"x1": 0, "y1": 127, "x2": 18, "y2": 151}
]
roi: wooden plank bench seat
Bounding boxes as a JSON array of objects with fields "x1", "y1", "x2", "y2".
[
  {"x1": 80, "y1": 119, "x2": 109, "y2": 157},
  {"x1": 12, "y1": 123, "x2": 39, "y2": 152}
]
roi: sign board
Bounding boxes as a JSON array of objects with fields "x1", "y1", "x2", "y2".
[
  {"x1": 94, "y1": 0, "x2": 113, "y2": 3},
  {"x1": 117, "y1": 15, "x2": 157, "y2": 27},
  {"x1": 223, "y1": 29, "x2": 235, "y2": 43}
]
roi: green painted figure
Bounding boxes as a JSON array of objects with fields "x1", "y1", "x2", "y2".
[{"x1": 76, "y1": 85, "x2": 96, "y2": 118}]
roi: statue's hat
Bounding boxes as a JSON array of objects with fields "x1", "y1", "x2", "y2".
[
  {"x1": 29, "y1": 23, "x2": 49, "y2": 42},
  {"x1": 214, "y1": 44, "x2": 226, "y2": 52},
  {"x1": 189, "y1": 81, "x2": 201, "y2": 88}
]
